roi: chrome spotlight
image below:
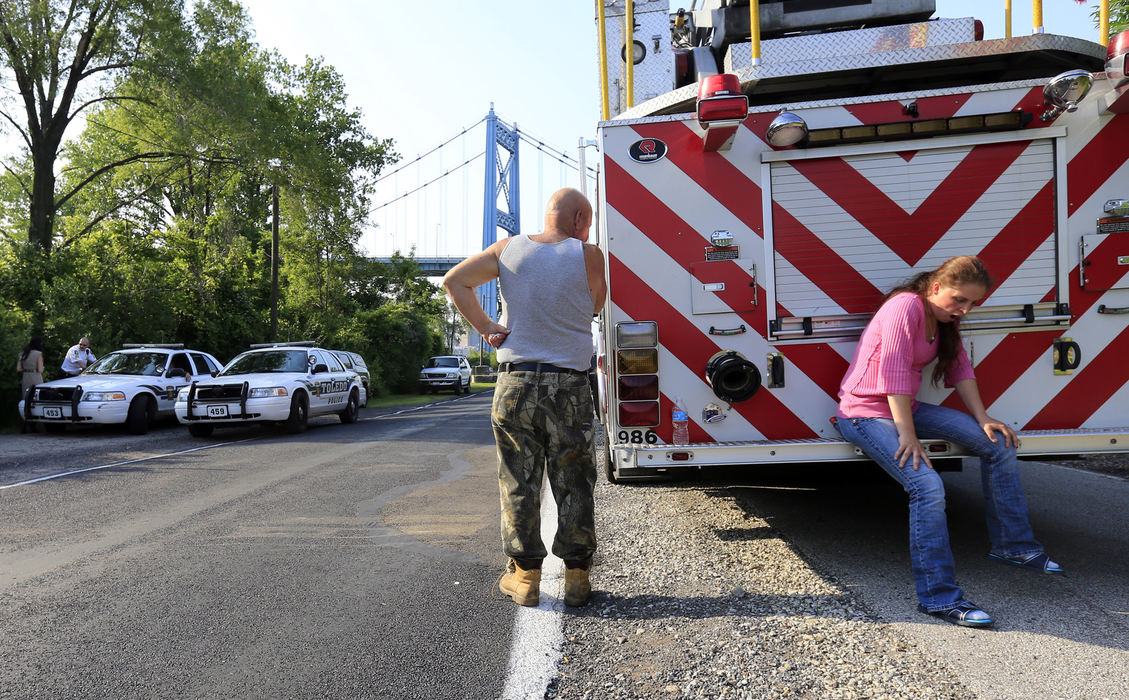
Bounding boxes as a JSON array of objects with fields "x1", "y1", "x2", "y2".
[
  {"x1": 1041, "y1": 69, "x2": 1093, "y2": 122},
  {"x1": 766, "y1": 110, "x2": 808, "y2": 148}
]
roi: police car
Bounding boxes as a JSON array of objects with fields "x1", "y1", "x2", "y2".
[
  {"x1": 418, "y1": 355, "x2": 472, "y2": 394},
  {"x1": 176, "y1": 341, "x2": 363, "y2": 437},
  {"x1": 18, "y1": 344, "x2": 223, "y2": 435}
]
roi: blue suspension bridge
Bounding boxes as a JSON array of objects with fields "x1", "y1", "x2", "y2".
[{"x1": 368, "y1": 105, "x2": 599, "y2": 320}]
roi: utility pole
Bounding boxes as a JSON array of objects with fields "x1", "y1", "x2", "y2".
[{"x1": 270, "y1": 181, "x2": 279, "y2": 341}]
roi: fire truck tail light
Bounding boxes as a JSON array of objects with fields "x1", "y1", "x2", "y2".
[
  {"x1": 618, "y1": 375, "x2": 658, "y2": 400},
  {"x1": 616, "y1": 321, "x2": 657, "y2": 348},
  {"x1": 617, "y1": 349, "x2": 659, "y2": 374},
  {"x1": 706, "y1": 350, "x2": 762, "y2": 403},
  {"x1": 619, "y1": 401, "x2": 659, "y2": 427},
  {"x1": 670, "y1": 452, "x2": 691, "y2": 461}
]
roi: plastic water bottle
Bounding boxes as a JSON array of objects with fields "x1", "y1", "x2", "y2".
[{"x1": 671, "y1": 400, "x2": 689, "y2": 444}]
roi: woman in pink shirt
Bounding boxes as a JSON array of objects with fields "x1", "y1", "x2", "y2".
[{"x1": 834, "y1": 256, "x2": 1061, "y2": 628}]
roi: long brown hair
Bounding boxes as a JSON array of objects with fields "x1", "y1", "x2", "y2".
[{"x1": 884, "y1": 256, "x2": 992, "y2": 386}]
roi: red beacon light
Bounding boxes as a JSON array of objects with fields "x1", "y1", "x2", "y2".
[
  {"x1": 1102, "y1": 29, "x2": 1129, "y2": 114},
  {"x1": 696, "y1": 73, "x2": 748, "y2": 151},
  {"x1": 1108, "y1": 29, "x2": 1129, "y2": 85}
]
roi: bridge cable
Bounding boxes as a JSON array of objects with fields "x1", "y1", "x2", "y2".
[
  {"x1": 369, "y1": 151, "x2": 485, "y2": 214},
  {"x1": 373, "y1": 116, "x2": 486, "y2": 185}
]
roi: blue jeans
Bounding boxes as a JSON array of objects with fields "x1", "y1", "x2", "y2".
[{"x1": 835, "y1": 403, "x2": 1043, "y2": 611}]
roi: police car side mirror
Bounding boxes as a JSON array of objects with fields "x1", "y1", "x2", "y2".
[
  {"x1": 167, "y1": 368, "x2": 187, "y2": 378},
  {"x1": 313, "y1": 363, "x2": 329, "y2": 374}
]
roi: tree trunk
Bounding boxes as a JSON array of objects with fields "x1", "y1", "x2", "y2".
[{"x1": 29, "y1": 144, "x2": 57, "y2": 252}]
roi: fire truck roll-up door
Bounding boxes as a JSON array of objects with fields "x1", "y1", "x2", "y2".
[{"x1": 763, "y1": 135, "x2": 1068, "y2": 342}]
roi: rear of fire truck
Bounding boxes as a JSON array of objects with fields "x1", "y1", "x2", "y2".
[{"x1": 593, "y1": 0, "x2": 1129, "y2": 481}]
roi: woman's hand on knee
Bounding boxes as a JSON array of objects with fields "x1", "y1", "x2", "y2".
[
  {"x1": 979, "y1": 414, "x2": 1018, "y2": 448},
  {"x1": 895, "y1": 434, "x2": 933, "y2": 471}
]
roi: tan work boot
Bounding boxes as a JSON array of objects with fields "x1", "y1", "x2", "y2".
[
  {"x1": 563, "y1": 567, "x2": 591, "y2": 607},
  {"x1": 499, "y1": 560, "x2": 541, "y2": 606}
]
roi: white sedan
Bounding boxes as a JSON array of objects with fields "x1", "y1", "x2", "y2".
[
  {"x1": 176, "y1": 343, "x2": 363, "y2": 437},
  {"x1": 18, "y1": 345, "x2": 223, "y2": 435}
]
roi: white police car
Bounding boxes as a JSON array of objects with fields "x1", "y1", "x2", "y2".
[
  {"x1": 418, "y1": 355, "x2": 472, "y2": 394},
  {"x1": 18, "y1": 344, "x2": 223, "y2": 435},
  {"x1": 176, "y1": 342, "x2": 363, "y2": 437}
]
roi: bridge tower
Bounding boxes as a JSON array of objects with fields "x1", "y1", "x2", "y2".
[{"x1": 481, "y1": 104, "x2": 520, "y2": 321}]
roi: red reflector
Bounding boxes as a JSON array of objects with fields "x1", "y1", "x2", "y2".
[
  {"x1": 618, "y1": 375, "x2": 658, "y2": 400},
  {"x1": 698, "y1": 96, "x2": 748, "y2": 123},
  {"x1": 619, "y1": 401, "x2": 659, "y2": 427},
  {"x1": 670, "y1": 452, "x2": 691, "y2": 461},
  {"x1": 928, "y1": 443, "x2": 949, "y2": 453},
  {"x1": 698, "y1": 73, "x2": 740, "y2": 100}
]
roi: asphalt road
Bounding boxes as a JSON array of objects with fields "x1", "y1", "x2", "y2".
[
  {"x1": 702, "y1": 458, "x2": 1129, "y2": 699},
  {"x1": 1, "y1": 396, "x2": 513, "y2": 700},
  {"x1": 3, "y1": 398, "x2": 1127, "y2": 699}
]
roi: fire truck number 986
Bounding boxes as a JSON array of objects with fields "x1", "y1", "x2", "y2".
[{"x1": 618, "y1": 429, "x2": 658, "y2": 444}]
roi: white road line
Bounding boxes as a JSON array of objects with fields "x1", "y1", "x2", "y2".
[
  {"x1": 0, "y1": 438, "x2": 255, "y2": 490},
  {"x1": 502, "y1": 476, "x2": 565, "y2": 699}
]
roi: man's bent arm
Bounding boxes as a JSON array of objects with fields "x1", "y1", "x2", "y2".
[
  {"x1": 443, "y1": 241, "x2": 511, "y2": 339},
  {"x1": 584, "y1": 243, "x2": 606, "y2": 314}
]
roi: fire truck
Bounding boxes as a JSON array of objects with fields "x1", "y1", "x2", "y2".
[{"x1": 592, "y1": 0, "x2": 1129, "y2": 481}]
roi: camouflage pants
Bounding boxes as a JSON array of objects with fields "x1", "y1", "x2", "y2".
[{"x1": 491, "y1": 369, "x2": 597, "y2": 568}]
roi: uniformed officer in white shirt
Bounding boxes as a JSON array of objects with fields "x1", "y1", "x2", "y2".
[{"x1": 60, "y1": 336, "x2": 96, "y2": 377}]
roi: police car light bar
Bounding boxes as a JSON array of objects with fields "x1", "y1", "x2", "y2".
[
  {"x1": 122, "y1": 343, "x2": 185, "y2": 349},
  {"x1": 248, "y1": 340, "x2": 317, "y2": 348},
  {"x1": 697, "y1": 74, "x2": 748, "y2": 152}
]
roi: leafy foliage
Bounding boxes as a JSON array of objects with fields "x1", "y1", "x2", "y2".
[{"x1": 0, "y1": 0, "x2": 449, "y2": 426}]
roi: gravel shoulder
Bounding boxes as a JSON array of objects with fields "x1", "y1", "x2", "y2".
[
  {"x1": 549, "y1": 439, "x2": 1129, "y2": 699},
  {"x1": 550, "y1": 469, "x2": 973, "y2": 699}
]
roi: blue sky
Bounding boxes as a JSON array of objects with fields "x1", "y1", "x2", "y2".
[{"x1": 238, "y1": 0, "x2": 1102, "y2": 259}]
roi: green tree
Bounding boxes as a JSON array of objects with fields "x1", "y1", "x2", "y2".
[
  {"x1": 0, "y1": 0, "x2": 184, "y2": 253},
  {"x1": 1109, "y1": 0, "x2": 1128, "y2": 34},
  {"x1": 440, "y1": 300, "x2": 470, "y2": 354}
]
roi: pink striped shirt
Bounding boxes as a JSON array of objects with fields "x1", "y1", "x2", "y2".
[{"x1": 837, "y1": 292, "x2": 974, "y2": 419}]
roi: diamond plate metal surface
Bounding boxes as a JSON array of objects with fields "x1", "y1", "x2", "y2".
[
  {"x1": 614, "y1": 32, "x2": 1107, "y2": 121},
  {"x1": 598, "y1": 0, "x2": 674, "y2": 117},
  {"x1": 725, "y1": 17, "x2": 978, "y2": 72}
]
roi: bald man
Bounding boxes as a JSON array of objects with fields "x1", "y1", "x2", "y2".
[
  {"x1": 60, "y1": 336, "x2": 96, "y2": 377},
  {"x1": 444, "y1": 187, "x2": 606, "y2": 608}
]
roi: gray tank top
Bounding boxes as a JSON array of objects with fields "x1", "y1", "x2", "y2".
[{"x1": 497, "y1": 235, "x2": 594, "y2": 371}]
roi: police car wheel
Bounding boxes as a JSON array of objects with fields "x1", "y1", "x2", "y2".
[
  {"x1": 126, "y1": 395, "x2": 154, "y2": 435},
  {"x1": 339, "y1": 390, "x2": 359, "y2": 424},
  {"x1": 188, "y1": 424, "x2": 214, "y2": 438},
  {"x1": 284, "y1": 392, "x2": 309, "y2": 434}
]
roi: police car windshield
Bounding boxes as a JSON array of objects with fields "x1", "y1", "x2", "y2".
[
  {"x1": 86, "y1": 351, "x2": 168, "y2": 376},
  {"x1": 221, "y1": 350, "x2": 309, "y2": 375},
  {"x1": 426, "y1": 357, "x2": 460, "y2": 368}
]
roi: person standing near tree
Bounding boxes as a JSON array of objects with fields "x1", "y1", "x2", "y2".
[
  {"x1": 443, "y1": 187, "x2": 606, "y2": 608},
  {"x1": 17, "y1": 335, "x2": 45, "y2": 433},
  {"x1": 60, "y1": 336, "x2": 95, "y2": 377}
]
